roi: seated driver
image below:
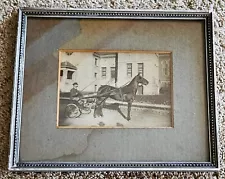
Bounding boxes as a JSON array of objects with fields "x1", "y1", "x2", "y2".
[{"x1": 70, "y1": 82, "x2": 83, "y2": 105}]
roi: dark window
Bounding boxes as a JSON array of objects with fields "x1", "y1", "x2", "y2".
[
  {"x1": 162, "y1": 60, "x2": 170, "y2": 77},
  {"x1": 101, "y1": 67, "x2": 106, "y2": 78},
  {"x1": 94, "y1": 85, "x2": 97, "y2": 92},
  {"x1": 67, "y1": 71, "x2": 74, "y2": 79},
  {"x1": 60, "y1": 70, "x2": 63, "y2": 77},
  {"x1": 127, "y1": 63, "x2": 132, "y2": 77},
  {"x1": 138, "y1": 63, "x2": 144, "y2": 76},
  {"x1": 94, "y1": 72, "x2": 97, "y2": 78},
  {"x1": 95, "y1": 58, "x2": 98, "y2": 66},
  {"x1": 165, "y1": 62, "x2": 170, "y2": 76},
  {"x1": 111, "y1": 67, "x2": 116, "y2": 78}
]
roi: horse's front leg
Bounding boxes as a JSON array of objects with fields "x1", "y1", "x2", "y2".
[
  {"x1": 93, "y1": 97, "x2": 106, "y2": 118},
  {"x1": 94, "y1": 97, "x2": 101, "y2": 118},
  {"x1": 127, "y1": 102, "x2": 132, "y2": 121}
]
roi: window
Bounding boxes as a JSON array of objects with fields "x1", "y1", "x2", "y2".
[
  {"x1": 127, "y1": 63, "x2": 132, "y2": 77},
  {"x1": 94, "y1": 85, "x2": 97, "y2": 92},
  {"x1": 138, "y1": 63, "x2": 144, "y2": 76},
  {"x1": 161, "y1": 61, "x2": 170, "y2": 77},
  {"x1": 94, "y1": 72, "x2": 97, "y2": 78},
  {"x1": 101, "y1": 67, "x2": 106, "y2": 78},
  {"x1": 60, "y1": 70, "x2": 63, "y2": 77},
  {"x1": 95, "y1": 58, "x2": 98, "y2": 66},
  {"x1": 110, "y1": 67, "x2": 116, "y2": 79},
  {"x1": 165, "y1": 62, "x2": 170, "y2": 76},
  {"x1": 67, "y1": 71, "x2": 74, "y2": 79}
]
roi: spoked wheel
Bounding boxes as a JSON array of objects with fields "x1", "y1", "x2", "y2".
[
  {"x1": 80, "y1": 106, "x2": 91, "y2": 114},
  {"x1": 65, "y1": 104, "x2": 81, "y2": 118}
]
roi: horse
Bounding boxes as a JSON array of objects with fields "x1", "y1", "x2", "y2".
[{"x1": 93, "y1": 73, "x2": 149, "y2": 121}]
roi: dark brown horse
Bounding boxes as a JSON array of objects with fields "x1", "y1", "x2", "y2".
[{"x1": 93, "y1": 73, "x2": 149, "y2": 121}]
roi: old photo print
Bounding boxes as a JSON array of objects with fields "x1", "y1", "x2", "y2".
[{"x1": 57, "y1": 50, "x2": 172, "y2": 128}]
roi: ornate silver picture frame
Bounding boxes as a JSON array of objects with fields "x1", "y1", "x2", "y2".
[{"x1": 9, "y1": 8, "x2": 219, "y2": 171}]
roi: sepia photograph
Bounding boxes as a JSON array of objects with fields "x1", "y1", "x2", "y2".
[{"x1": 57, "y1": 50, "x2": 172, "y2": 128}]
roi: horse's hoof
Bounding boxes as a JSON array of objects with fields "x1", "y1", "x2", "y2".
[{"x1": 127, "y1": 118, "x2": 131, "y2": 121}]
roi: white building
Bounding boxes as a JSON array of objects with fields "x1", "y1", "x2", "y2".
[
  {"x1": 117, "y1": 53, "x2": 159, "y2": 95},
  {"x1": 92, "y1": 52, "x2": 117, "y2": 91},
  {"x1": 60, "y1": 61, "x2": 77, "y2": 92},
  {"x1": 60, "y1": 51, "x2": 171, "y2": 95},
  {"x1": 60, "y1": 52, "x2": 96, "y2": 93}
]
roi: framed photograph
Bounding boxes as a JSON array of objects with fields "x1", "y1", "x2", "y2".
[
  {"x1": 58, "y1": 50, "x2": 172, "y2": 128},
  {"x1": 9, "y1": 8, "x2": 219, "y2": 171}
]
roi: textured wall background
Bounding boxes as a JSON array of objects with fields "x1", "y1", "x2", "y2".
[{"x1": 0, "y1": 0, "x2": 224, "y2": 178}]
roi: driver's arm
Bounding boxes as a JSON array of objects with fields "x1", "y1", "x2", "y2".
[
  {"x1": 70, "y1": 89, "x2": 74, "y2": 100},
  {"x1": 78, "y1": 91, "x2": 83, "y2": 98}
]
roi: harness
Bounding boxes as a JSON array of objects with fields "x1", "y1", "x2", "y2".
[{"x1": 91, "y1": 80, "x2": 132, "y2": 107}]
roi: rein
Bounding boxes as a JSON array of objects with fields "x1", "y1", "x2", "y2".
[{"x1": 80, "y1": 79, "x2": 97, "y2": 92}]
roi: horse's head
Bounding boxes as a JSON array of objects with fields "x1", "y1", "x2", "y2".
[{"x1": 135, "y1": 73, "x2": 149, "y2": 85}]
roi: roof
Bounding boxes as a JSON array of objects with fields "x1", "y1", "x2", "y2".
[
  {"x1": 61, "y1": 61, "x2": 77, "y2": 70},
  {"x1": 93, "y1": 52, "x2": 117, "y2": 58}
]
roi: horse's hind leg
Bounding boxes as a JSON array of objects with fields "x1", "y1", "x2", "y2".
[
  {"x1": 93, "y1": 98, "x2": 100, "y2": 118},
  {"x1": 100, "y1": 108, "x2": 103, "y2": 117},
  {"x1": 94, "y1": 105, "x2": 101, "y2": 118},
  {"x1": 99, "y1": 100, "x2": 106, "y2": 117},
  {"x1": 94, "y1": 97, "x2": 104, "y2": 118}
]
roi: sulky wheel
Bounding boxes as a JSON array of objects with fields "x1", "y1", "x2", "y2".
[{"x1": 65, "y1": 104, "x2": 81, "y2": 118}]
